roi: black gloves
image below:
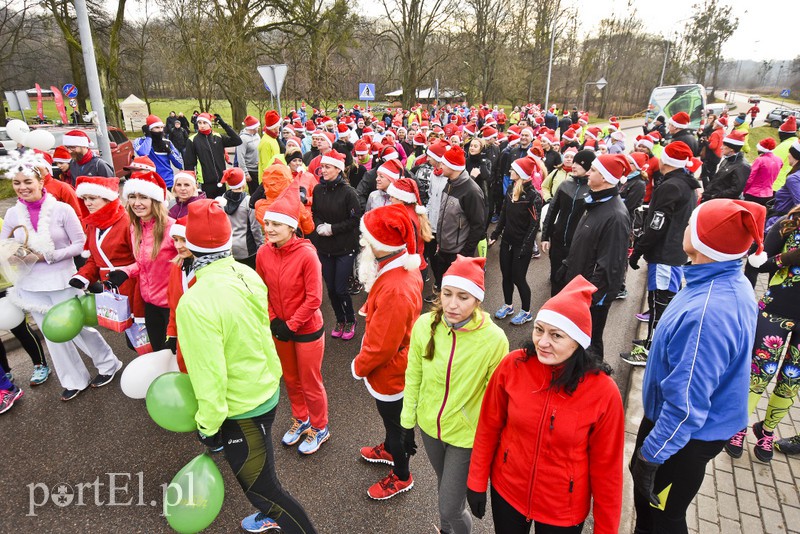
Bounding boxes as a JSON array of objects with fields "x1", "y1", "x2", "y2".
[
  {"x1": 87, "y1": 281, "x2": 104, "y2": 294},
  {"x1": 630, "y1": 448, "x2": 661, "y2": 507},
  {"x1": 165, "y1": 336, "x2": 178, "y2": 354},
  {"x1": 68, "y1": 277, "x2": 85, "y2": 289},
  {"x1": 197, "y1": 431, "x2": 223, "y2": 449},
  {"x1": 106, "y1": 270, "x2": 128, "y2": 288},
  {"x1": 466, "y1": 488, "x2": 487, "y2": 519},
  {"x1": 629, "y1": 253, "x2": 642, "y2": 270},
  {"x1": 270, "y1": 318, "x2": 294, "y2": 342},
  {"x1": 214, "y1": 113, "x2": 224, "y2": 125}
]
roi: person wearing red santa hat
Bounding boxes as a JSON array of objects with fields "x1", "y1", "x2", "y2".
[
  {"x1": 114, "y1": 170, "x2": 178, "y2": 352},
  {"x1": 666, "y1": 111, "x2": 699, "y2": 156},
  {"x1": 701, "y1": 130, "x2": 751, "y2": 202},
  {"x1": 311, "y1": 150, "x2": 361, "y2": 340},
  {"x1": 168, "y1": 170, "x2": 206, "y2": 220},
  {"x1": 163, "y1": 217, "x2": 194, "y2": 373},
  {"x1": 387, "y1": 176, "x2": 433, "y2": 272},
  {"x1": 257, "y1": 185, "x2": 329, "y2": 456},
  {"x1": 700, "y1": 115, "x2": 727, "y2": 188},
  {"x1": 220, "y1": 167, "x2": 264, "y2": 269},
  {"x1": 184, "y1": 112, "x2": 242, "y2": 199},
  {"x1": 467, "y1": 275, "x2": 624, "y2": 534},
  {"x1": 366, "y1": 160, "x2": 404, "y2": 212},
  {"x1": 402, "y1": 255, "x2": 508, "y2": 533},
  {"x1": 631, "y1": 199, "x2": 764, "y2": 534},
  {"x1": 133, "y1": 114, "x2": 183, "y2": 188},
  {"x1": 257, "y1": 110, "x2": 283, "y2": 183},
  {"x1": 236, "y1": 115, "x2": 261, "y2": 195},
  {"x1": 769, "y1": 140, "x2": 800, "y2": 231},
  {"x1": 352, "y1": 203, "x2": 423, "y2": 500},
  {"x1": 176, "y1": 199, "x2": 318, "y2": 534},
  {"x1": 307, "y1": 131, "x2": 336, "y2": 180},
  {"x1": 51, "y1": 145, "x2": 74, "y2": 185},
  {"x1": 27, "y1": 149, "x2": 82, "y2": 217},
  {"x1": 562, "y1": 154, "x2": 631, "y2": 360},
  {"x1": 490, "y1": 156, "x2": 545, "y2": 326},
  {"x1": 772, "y1": 115, "x2": 800, "y2": 191},
  {"x1": 743, "y1": 137, "x2": 782, "y2": 206},
  {"x1": 62, "y1": 129, "x2": 115, "y2": 178}
]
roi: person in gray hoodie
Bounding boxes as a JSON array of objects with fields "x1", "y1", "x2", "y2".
[
  {"x1": 220, "y1": 167, "x2": 264, "y2": 269},
  {"x1": 236, "y1": 116, "x2": 262, "y2": 195}
]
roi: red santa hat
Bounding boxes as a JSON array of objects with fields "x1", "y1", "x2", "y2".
[
  {"x1": 481, "y1": 126, "x2": 498, "y2": 139},
  {"x1": 442, "y1": 255, "x2": 486, "y2": 301},
  {"x1": 337, "y1": 124, "x2": 349, "y2": 135},
  {"x1": 316, "y1": 131, "x2": 335, "y2": 149},
  {"x1": 62, "y1": 130, "x2": 92, "y2": 148},
  {"x1": 146, "y1": 114, "x2": 164, "y2": 129},
  {"x1": 243, "y1": 115, "x2": 260, "y2": 129},
  {"x1": 304, "y1": 120, "x2": 316, "y2": 133},
  {"x1": 484, "y1": 115, "x2": 497, "y2": 126},
  {"x1": 33, "y1": 149, "x2": 53, "y2": 166},
  {"x1": 578, "y1": 113, "x2": 589, "y2": 125},
  {"x1": 687, "y1": 157, "x2": 703, "y2": 174},
  {"x1": 124, "y1": 155, "x2": 157, "y2": 173},
  {"x1": 52, "y1": 146, "x2": 72, "y2": 163},
  {"x1": 592, "y1": 154, "x2": 632, "y2": 185},
  {"x1": 464, "y1": 123, "x2": 478, "y2": 137},
  {"x1": 174, "y1": 170, "x2": 197, "y2": 184},
  {"x1": 628, "y1": 152, "x2": 650, "y2": 172},
  {"x1": 669, "y1": 112, "x2": 691, "y2": 129},
  {"x1": 359, "y1": 204, "x2": 421, "y2": 271},
  {"x1": 264, "y1": 110, "x2": 281, "y2": 129},
  {"x1": 561, "y1": 127, "x2": 577, "y2": 141},
  {"x1": 221, "y1": 167, "x2": 247, "y2": 189},
  {"x1": 170, "y1": 216, "x2": 188, "y2": 239},
  {"x1": 442, "y1": 145, "x2": 466, "y2": 172},
  {"x1": 688, "y1": 199, "x2": 766, "y2": 266},
  {"x1": 380, "y1": 146, "x2": 399, "y2": 162},
  {"x1": 122, "y1": 171, "x2": 167, "y2": 203},
  {"x1": 610, "y1": 130, "x2": 625, "y2": 142},
  {"x1": 723, "y1": 130, "x2": 747, "y2": 147},
  {"x1": 780, "y1": 115, "x2": 797, "y2": 134},
  {"x1": 377, "y1": 159, "x2": 404, "y2": 182},
  {"x1": 660, "y1": 141, "x2": 693, "y2": 169},
  {"x1": 427, "y1": 140, "x2": 448, "y2": 162},
  {"x1": 263, "y1": 184, "x2": 301, "y2": 230},
  {"x1": 636, "y1": 135, "x2": 654, "y2": 150},
  {"x1": 185, "y1": 199, "x2": 233, "y2": 253},
  {"x1": 413, "y1": 132, "x2": 427, "y2": 146},
  {"x1": 563, "y1": 146, "x2": 578, "y2": 157},
  {"x1": 535, "y1": 275, "x2": 597, "y2": 349},
  {"x1": 195, "y1": 113, "x2": 214, "y2": 126},
  {"x1": 387, "y1": 177, "x2": 425, "y2": 214},
  {"x1": 507, "y1": 133, "x2": 521, "y2": 146},
  {"x1": 714, "y1": 116, "x2": 728, "y2": 128},
  {"x1": 354, "y1": 139, "x2": 370, "y2": 156},
  {"x1": 511, "y1": 156, "x2": 540, "y2": 182},
  {"x1": 321, "y1": 150, "x2": 346, "y2": 171},
  {"x1": 76, "y1": 175, "x2": 120, "y2": 201},
  {"x1": 757, "y1": 138, "x2": 777, "y2": 153}
]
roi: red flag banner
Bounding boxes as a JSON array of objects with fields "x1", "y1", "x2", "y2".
[
  {"x1": 50, "y1": 86, "x2": 68, "y2": 124},
  {"x1": 35, "y1": 83, "x2": 43, "y2": 120}
]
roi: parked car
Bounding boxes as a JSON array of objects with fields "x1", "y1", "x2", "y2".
[
  {"x1": 0, "y1": 127, "x2": 16, "y2": 152},
  {"x1": 748, "y1": 95, "x2": 761, "y2": 104},
  {"x1": 705, "y1": 103, "x2": 728, "y2": 117},
  {"x1": 30, "y1": 124, "x2": 134, "y2": 178},
  {"x1": 765, "y1": 108, "x2": 800, "y2": 128}
]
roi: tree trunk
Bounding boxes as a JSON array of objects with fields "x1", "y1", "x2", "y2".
[{"x1": 228, "y1": 94, "x2": 247, "y2": 129}]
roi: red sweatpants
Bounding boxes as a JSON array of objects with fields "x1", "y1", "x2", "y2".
[{"x1": 273, "y1": 336, "x2": 328, "y2": 429}]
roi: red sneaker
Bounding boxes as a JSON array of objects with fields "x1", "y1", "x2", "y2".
[
  {"x1": 367, "y1": 472, "x2": 414, "y2": 500},
  {"x1": 360, "y1": 442, "x2": 394, "y2": 465}
]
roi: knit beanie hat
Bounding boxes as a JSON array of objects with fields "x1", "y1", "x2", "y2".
[{"x1": 572, "y1": 149, "x2": 596, "y2": 172}]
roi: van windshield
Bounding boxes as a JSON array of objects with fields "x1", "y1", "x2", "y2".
[{"x1": 647, "y1": 85, "x2": 706, "y2": 131}]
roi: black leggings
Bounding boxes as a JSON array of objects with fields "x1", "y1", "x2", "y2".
[
  {"x1": 318, "y1": 252, "x2": 356, "y2": 323},
  {"x1": 221, "y1": 407, "x2": 317, "y2": 534},
  {"x1": 548, "y1": 241, "x2": 569, "y2": 296},
  {"x1": 432, "y1": 251, "x2": 457, "y2": 291},
  {"x1": 0, "y1": 318, "x2": 46, "y2": 371},
  {"x1": 499, "y1": 240, "x2": 532, "y2": 311},
  {"x1": 376, "y1": 398, "x2": 417, "y2": 481},
  {"x1": 144, "y1": 303, "x2": 170, "y2": 352},
  {"x1": 491, "y1": 487, "x2": 584, "y2": 534},
  {"x1": 588, "y1": 305, "x2": 610, "y2": 361},
  {"x1": 645, "y1": 290, "x2": 676, "y2": 349},
  {"x1": 633, "y1": 418, "x2": 725, "y2": 534}
]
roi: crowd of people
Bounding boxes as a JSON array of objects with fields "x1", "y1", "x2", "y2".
[{"x1": 0, "y1": 98, "x2": 799, "y2": 533}]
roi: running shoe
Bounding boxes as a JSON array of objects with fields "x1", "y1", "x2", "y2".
[
  {"x1": 298, "y1": 425, "x2": 330, "y2": 455},
  {"x1": 510, "y1": 311, "x2": 534, "y2": 326},
  {"x1": 753, "y1": 421, "x2": 774, "y2": 463},
  {"x1": 360, "y1": 442, "x2": 394, "y2": 465},
  {"x1": 367, "y1": 472, "x2": 414, "y2": 500},
  {"x1": 349, "y1": 281, "x2": 363, "y2": 295},
  {"x1": 30, "y1": 365, "x2": 50, "y2": 386},
  {"x1": 724, "y1": 428, "x2": 747, "y2": 459},
  {"x1": 616, "y1": 289, "x2": 628, "y2": 300},
  {"x1": 635, "y1": 312, "x2": 650, "y2": 322},
  {"x1": 61, "y1": 387, "x2": 85, "y2": 402},
  {"x1": 341, "y1": 322, "x2": 357, "y2": 341},
  {"x1": 620, "y1": 344, "x2": 649, "y2": 367},
  {"x1": 4, "y1": 372, "x2": 13, "y2": 383},
  {"x1": 490, "y1": 214, "x2": 500, "y2": 224},
  {"x1": 282, "y1": 418, "x2": 311, "y2": 446},
  {"x1": 331, "y1": 322, "x2": 345, "y2": 338},
  {"x1": 90, "y1": 360, "x2": 123, "y2": 388},
  {"x1": 0, "y1": 385, "x2": 23, "y2": 414},
  {"x1": 241, "y1": 512, "x2": 281, "y2": 533},
  {"x1": 494, "y1": 304, "x2": 514, "y2": 320},
  {"x1": 775, "y1": 434, "x2": 800, "y2": 455}
]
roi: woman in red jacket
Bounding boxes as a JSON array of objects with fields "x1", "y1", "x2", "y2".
[
  {"x1": 256, "y1": 185, "x2": 329, "y2": 456},
  {"x1": 165, "y1": 218, "x2": 194, "y2": 373},
  {"x1": 466, "y1": 276, "x2": 625, "y2": 534}
]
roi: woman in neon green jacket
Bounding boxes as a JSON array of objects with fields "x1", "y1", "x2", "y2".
[{"x1": 401, "y1": 255, "x2": 508, "y2": 534}]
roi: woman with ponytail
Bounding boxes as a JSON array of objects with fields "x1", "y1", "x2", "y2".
[{"x1": 401, "y1": 255, "x2": 508, "y2": 534}]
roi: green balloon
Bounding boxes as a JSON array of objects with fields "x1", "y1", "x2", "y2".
[
  {"x1": 42, "y1": 297, "x2": 84, "y2": 342},
  {"x1": 79, "y1": 293, "x2": 98, "y2": 327},
  {"x1": 146, "y1": 372, "x2": 198, "y2": 433},
  {"x1": 164, "y1": 453, "x2": 225, "y2": 534}
]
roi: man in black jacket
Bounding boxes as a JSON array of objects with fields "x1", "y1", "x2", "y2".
[
  {"x1": 541, "y1": 149, "x2": 595, "y2": 295},
  {"x1": 666, "y1": 112, "x2": 699, "y2": 156},
  {"x1": 563, "y1": 154, "x2": 632, "y2": 360},
  {"x1": 702, "y1": 130, "x2": 751, "y2": 202},
  {"x1": 184, "y1": 113, "x2": 242, "y2": 198},
  {"x1": 623, "y1": 142, "x2": 700, "y2": 366}
]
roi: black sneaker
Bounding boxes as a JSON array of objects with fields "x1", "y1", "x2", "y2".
[
  {"x1": 90, "y1": 361, "x2": 122, "y2": 388},
  {"x1": 61, "y1": 388, "x2": 85, "y2": 402},
  {"x1": 724, "y1": 428, "x2": 747, "y2": 459},
  {"x1": 775, "y1": 434, "x2": 800, "y2": 455},
  {"x1": 349, "y1": 282, "x2": 363, "y2": 295},
  {"x1": 753, "y1": 421, "x2": 774, "y2": 463},
  {"x1": 619, "y1": 345, "x2": 649, "y2": 367}
]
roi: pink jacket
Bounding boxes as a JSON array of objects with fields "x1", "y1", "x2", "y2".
[
  {"x1": 123, "y1": 217, "x2": 177, "y2": 307},
  {"x1": 744, "y1": 152, "x2": 783, "y2": 198}
]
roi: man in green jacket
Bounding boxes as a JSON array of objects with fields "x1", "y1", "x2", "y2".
[{"x1": 177, "y1": 199, "x2": 317, "y2": 534}]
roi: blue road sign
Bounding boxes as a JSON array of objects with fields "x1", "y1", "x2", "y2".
[
  {"x1": 781, "y1": 89, "x2": 791, "y2": 98},
  {"x1": 359, "y1": 83, "x2": 375, "y2": 101},
  {"x1": 62, "y1": 84, "x2": 78, "y2": 99}
]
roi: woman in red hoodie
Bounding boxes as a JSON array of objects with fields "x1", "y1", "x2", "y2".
[
  {"x1": 164, "y1": 218, "x2": 194, "y2": 373},
  {"x1": 256, "y1": 185, "x2": 329, "y2": 456},
  {"x1": 466, "y1": 276, "x2": 624, "y2": 534}
]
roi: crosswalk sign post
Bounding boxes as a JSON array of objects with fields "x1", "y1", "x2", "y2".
[
  {"x1": 781, "y1": 89, "x2": 791, "y2": 105},
  {"x1": 359, "y1": 83, "x2": 375, "y2": 101}
]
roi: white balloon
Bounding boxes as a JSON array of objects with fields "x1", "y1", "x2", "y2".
[
  {"x1": 22, "y1": 129, "x2": 55, "y2": 152},
  {"x1": 0, "y1": 296, "x2": 25, "y2": 330},
  {"x1": 120, "y1": 349, "x2": 180, "y2": 399},
  {"x1": 6, "y1": 119, "x2": 30, "y2": 144}
]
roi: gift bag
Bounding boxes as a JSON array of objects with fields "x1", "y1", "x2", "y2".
[
  {"x1": 125, "y1": 323, "x2": 153, "y2": 356},
  {"x1": 95, "y1": 289, "x2": 133, "y2": 332}
]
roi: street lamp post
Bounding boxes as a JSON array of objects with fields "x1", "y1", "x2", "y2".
[
  {"x1": 659, "y1": 39, "x2": 671, "y2": 86},
  {"x1": 544, "y1": 14, "x2": 557, "y2": 110},
  {"x1": 581, "y1": 78, "x2": 607, "y2": 111}
]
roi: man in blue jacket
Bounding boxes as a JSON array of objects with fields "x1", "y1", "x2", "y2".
[
  {"x1": 133, "y1": 114, "x2": 183, "y2": 188},
  {"x1": 630, "y1": 199, "x2": 766, "y2": 534}
]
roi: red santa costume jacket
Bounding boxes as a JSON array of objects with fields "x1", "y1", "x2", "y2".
[{"x1": 351, "y1": 252, "x2": 423, "y2": 400}]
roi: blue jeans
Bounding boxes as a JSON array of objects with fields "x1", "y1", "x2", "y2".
[{"x1": 318, "y1": 252, "x2": 356, "y2": 323}]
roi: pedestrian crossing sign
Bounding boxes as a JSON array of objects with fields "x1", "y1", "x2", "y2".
[
  {"x1": 359, "y1": 83, "x2": 375, "y2": 101},
  {"x1": 781, "y1": 89, "x2": 791, "y2": 98}
]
